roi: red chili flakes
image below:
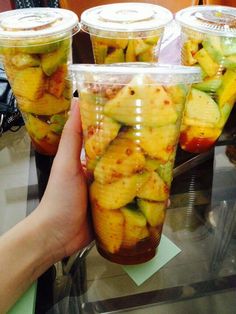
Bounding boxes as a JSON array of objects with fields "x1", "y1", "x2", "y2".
[
  {"x1": 166, "y1": 145, "x2": 174, "y2": 153},
  {"x1": 125, "y1": 148, "x2": 133, "y2": 156},
  {"x1": 112, "y1": 171, "x2": 122, "y2": 179},
  {"x1": 87, "y1": 126, "x2": 96, "y2": 137},
  {"x1": 164, "y1": 185, "x2": 169, "y2": 194}
]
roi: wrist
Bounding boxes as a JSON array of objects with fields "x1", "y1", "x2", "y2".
[
  {"x1": 0, "y1": 211, "x2": 56, "y2": 313},
  {"x1": 31, "y1": 205, "x2": 67, "y2": 264}
]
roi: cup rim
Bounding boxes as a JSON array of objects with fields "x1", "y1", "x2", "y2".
[{"x1": 70, "y1": 63, "x2": 202, "y2": 85}]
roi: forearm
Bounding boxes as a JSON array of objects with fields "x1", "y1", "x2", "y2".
[{"x1": 0, "y1": 211, "x2": 54, "y2": 313}]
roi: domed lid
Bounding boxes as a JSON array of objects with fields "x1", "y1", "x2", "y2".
[
  {"x1": 0, "y1": 7, "x2": 79, "y2": 44},
  {"x1": 176, "y1": 5, "x2": 236, "y2": 37},
  {"x1": 81, "y1": 2, "x2": 173, "y2": 38}
]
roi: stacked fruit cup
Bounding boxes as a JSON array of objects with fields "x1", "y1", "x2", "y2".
[
  {"x1": 176, "y1": 5, "x2": 236, "y2": 154},
  {"x1": 71, "y1": 63, "x2": 201, "y2": 265},
  {"x1": 0, "y1": 8, "x2": 79, "y2": 155},
  {"x1": 80, "y1": 3, "x2": 173, "y2": 64}
]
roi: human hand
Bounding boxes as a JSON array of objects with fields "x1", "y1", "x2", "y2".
[{"x1": 34, "y1": 98, "x2": 93, "y2": 263}]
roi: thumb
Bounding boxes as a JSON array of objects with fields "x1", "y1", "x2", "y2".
[{"x1": 55, "y1": 98, "x2": 83, "y2": 163}]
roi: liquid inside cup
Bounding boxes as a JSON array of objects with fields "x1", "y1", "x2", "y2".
[
  {"x1": 71, "y1": 64, "x2": 201, "y2": 265},
  {"x1": 80, "y1": 3, "x2": 173, "y2": 64},
  {"x1": 176, "y1": 6, "x2": 236, "y2": 153},
  {"x1": 0, "y1": 8, "x2": 78, "y2": 155}
]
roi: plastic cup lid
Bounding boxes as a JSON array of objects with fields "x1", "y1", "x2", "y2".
[
  {"x1": 0, "y1": 8, "x2": 79, "y2": 43},
  {"x1": 80, "y1": 3, "x2": 173, "y2": 36},
  {"x1": 176, "y1": 5, "x2": 236, "y2": 37},
  {"x1": 70, "y1": 63, "x2": 201, "y2": 85}
]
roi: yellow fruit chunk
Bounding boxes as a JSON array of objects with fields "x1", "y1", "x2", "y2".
[
  {"x1": 217, "y1": 103, "x2": 233, "y2": 128},
  {"x1": 137, "y1": 47, "x2": 155, "y2": 62},
  {"x1": 195, "y1": 48, "x2": 220, "y2": 77},
  {"x1": 79, "y1": 89, "x2": 105, "y2": 130},
  {"x1": 3, "y1": 59, "x2": 18, "y2": 84},
  {"x1": 121, "y1": 207, "x2": 149, "y2": 248},
  {"x1": 126, "y1": 125, "x2": 178, "y2": 162},
  {"x1": 25, "y1": 114, "x2": 50, "y2": 140},
  {"x1": 49, "y1": 114, "x2": 67, "y2": 134},
  {"x1": 16, "y1": 39, "x2": 61, "y2": 54},
  {"x1": 84, "y1": 116, "x2": 121, "y2": 160},
  {"x1": 13, "y1": 67, "x2": 45, "y2": 101},
  {"x1": 93, "y1": 42, "x2": 108, "y2": 64},
  {"x1": 165, "y1": 85, "x2": 188, "y2": 107},
  {"x1": 156, "y1": 160, "x2": 174, "y2": 186},
  {"x1": 134, "y1": 39, "x2": 150, "y2": 55},
  {"x1": 104, "y1": 76, "x2": 177, "y2": 127},
  {"x1": 92, "y1": 206, "x2": 124, "y2": 254},
  {"x1": 183, "y1": 40, "x2": 199, "y2": 65},
  {"x1": 138, "y1": 199, "x2": 166, "y2": 227},
  {"x1": 104, "y1": 48, "x2": 125, "y2": 64},
  {"x1": 48, "y1": 64, "x2": 68, "y2": 98},
  {"x1": 18, "y1": 93, "x2": 70, "y2": 115},
  {"x1": 217, "y1": 69, "x2": 236, "y2": 107},
  {"x1": 184, "y1": 88, "x2": 220, "y2": 125},
  {"x1": 41, "y1": 38, "x2": 70, "y2": 76},
  {"x1": 90, "y1": 173, "x2": 148, "y2": 210},
  {"x1": 11, "y1": 53, "x2": 40, "y2": 69},
  {"x1": 144, "y1": 36, "x2": 159, "y2": 45},
  {"x1": 92, "y1": 36, "x2": 128, "y2": 49},
  {"x1": 94, "y1": 137, "x2": 145, "y2": 184},
  {"x1": 136, "y1": 171, "x2": 169, "y2": 202},
  {"x1": 125, "y1": 40, "x2": 136, "y2": 62}
]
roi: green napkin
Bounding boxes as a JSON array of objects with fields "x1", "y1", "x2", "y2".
[
  {"x1": 8, "y1": 282, "x2": 37, "y2": 314},
  {"x1": 123, "y1": 235, "x2": 181, "y2": 286}
]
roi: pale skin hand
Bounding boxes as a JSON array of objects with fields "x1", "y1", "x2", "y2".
[{"x1": 0, "y1": 99, "x2": 92, "y2": 313}]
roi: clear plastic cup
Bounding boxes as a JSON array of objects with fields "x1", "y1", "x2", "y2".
[
  {"x1": 176, "y1": 5, "x2": 236, "y2": 153},
  {"x1": 0, "y1": 8, "x2": 79, "y2": 156},
  {"x1": 71, "y1": 63, "x2": 201, "y2": 265},
  {"x1": 80, "y1": 3, "x2": 173, "y2": 64}
]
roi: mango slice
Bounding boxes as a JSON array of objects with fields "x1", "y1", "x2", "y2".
[
  {"x1": 136, "y1": 171, "x2": 169, "y2": 202},
  {"x1": 217, "y1": 69, "x2": 236, "y2": 107},
  {"x1": 18, "y1": 93, "x2": 70, "y2": 115},
  {"x1": 184, "y1": 88, "x2": 220, "y2": 125},
  {"x1": 195, "y1": 48, "x2": 220, "y2": 77},
  {"x1": 121, "y1": 207, "x2": 149, "y2": 248},
  {"x1": 94, "y1": 137, "x2": 145, "y2": 184},
  {"x1": 92, "y1": 206, "x2": 124, "y2": 254},
  {"x1": 84, "y1": 116, "x2": 121, "y2": 160},
  {"x1": 90, "y1": 173, "x2": 149, "y2": 210},
  {"x1": 138, "y1": 199, "x2": 165, "y2": 227},
  {"x1": 25, "y1": 113, "x2": 50, "y2": 140},
  {"x1": 48, "y1": 64, "x2": 68, "y2": 98},
  {"x1": 13, "y1": 67, "x2": 45, "y2": 101},
  {"x1": 125, "y1": 124, "x2": 178, "y2": 162},
  {"x1": 41, "y1": 38, "x2": 70, "y2": 76},
  {"x1": 104, "y1": 76, "x2": 177, "y2": 127}
]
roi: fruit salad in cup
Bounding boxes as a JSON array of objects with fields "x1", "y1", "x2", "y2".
[
  {"x1": 0, "y1": 8, "x2": 79, "y2": 155},
  {"x1": 80, "y1": 3, "x2": 173, "y2": 64},
  {"x1": 91, "y1": 31, "x2": 161, "y2": 64},
  {"x1": 176, "y1": 5, "x2": 236, "y2": 153},
  {"x1": 71, "y1": 64, "x2": 201, "y2": 264}
]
